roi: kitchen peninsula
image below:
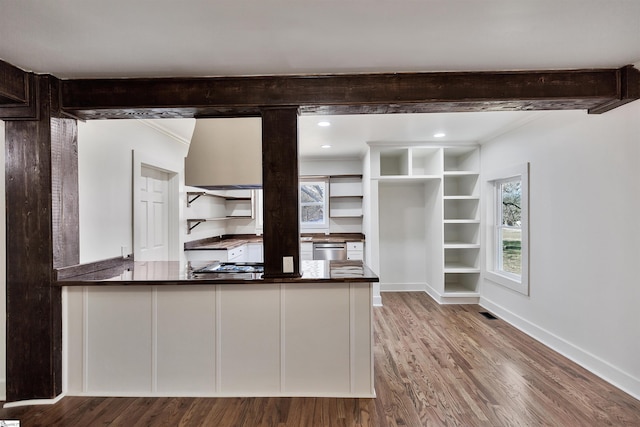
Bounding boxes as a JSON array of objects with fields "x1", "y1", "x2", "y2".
[{"x1": 58, "y1": 260, "x2": 377, "y2": 398}]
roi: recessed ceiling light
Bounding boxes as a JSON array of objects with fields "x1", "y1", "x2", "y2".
[
  {"x1": 433, "y1": 132, "x2": 446, "y2": 138},
  {"x1": 321, "y1": 144, "x2": 332, "y2": 149},
  {"x1": 318, "y1": 121, "x2": 331, "y2": 127}
]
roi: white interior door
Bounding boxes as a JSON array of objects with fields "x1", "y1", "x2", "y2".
[{"x1": 138, "y1": 165, "x2": 170, "y2": 261}]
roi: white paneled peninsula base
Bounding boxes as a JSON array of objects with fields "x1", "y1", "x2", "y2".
[{"x1": 60, "y1": 261, "x2": 377, "y2": 398}]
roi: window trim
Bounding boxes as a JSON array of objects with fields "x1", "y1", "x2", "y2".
[
  {"x1": 485, "y1": 163, "x2": 529, "y2": 295},
  {"x1": 299, "y1": 178, "x2": 329, "y2": 229}
]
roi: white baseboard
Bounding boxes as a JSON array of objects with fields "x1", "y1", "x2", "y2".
[
  {"x1": 425, "y1": 283, "x2": 480, "y2": 305},
  {"x1": 373, "y1": 295, "x2": 382, "y2": 306},
  {"x1": 424, "y1": 283, "x2": 443, "y2": 303},
  {"x1": 3, "y1": 393, "x2": 65, "y2": 408},
  {"x1": 480, "y1": 296, "x2": 640, "y2": 401}
]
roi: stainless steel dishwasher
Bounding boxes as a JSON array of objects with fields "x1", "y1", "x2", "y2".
[{"x1": 313, "y1": 242, "x2": 347, "y2": 260}]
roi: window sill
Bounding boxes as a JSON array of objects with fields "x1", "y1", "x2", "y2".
[{"x1": 485, "y1": 270, "x2": 528, "y2": 295}]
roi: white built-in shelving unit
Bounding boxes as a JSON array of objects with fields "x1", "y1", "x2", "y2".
[
  {"x1": 442, "y1": 147, "x2": 480, "y2": 298},
  {"x1": 368, "y1": 144, "x2": 481, "y2": 304},
  {"x1": 328, "y1": 175, "x2": 364, "y2": 218}
]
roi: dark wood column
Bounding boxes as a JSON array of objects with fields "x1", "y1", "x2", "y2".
[
  {"x1": 261, "y1": 107, "x2": 301, "y2": 278},
  {"x1": 4, "y1": 74, "x2": 78, "y2": 401}
]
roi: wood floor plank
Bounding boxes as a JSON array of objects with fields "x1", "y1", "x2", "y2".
[{"x1": 0, "y1": 292, "x2": 638, "y2": 426}]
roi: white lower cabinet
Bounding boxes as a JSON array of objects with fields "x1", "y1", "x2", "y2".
[
  {"x1": 247, "y1": 242, "x2": 263, "y2": 262},
  {"x1": 346, "y1": 241, "x2": 364, "y2": 261},
  {"x1": 300, "y1": 242, "x2": 313, "y2": 260}
]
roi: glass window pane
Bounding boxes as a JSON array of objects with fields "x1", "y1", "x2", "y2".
[
  {"x1": 300, "y1": 180, "x2": 327, "y2": 227},
  {"x1": 301, "y1": 205, "x2": 324, "y2": 223},
  {"x1": 301, "y1": 184, "x2": 324, "y2": 203},
  {"x1": 501, "y1": 180, "x2": 521, "y2": 226},
  {"x1": 501, "y1": 228, "x2": 522, "y2": 275}
]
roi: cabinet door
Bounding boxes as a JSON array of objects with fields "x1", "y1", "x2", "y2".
[
  {"x1": 347, "y1": 242, "x2": 364, "y2": 260},
  {"x1": 300, "y1": 242, "x2": 313, "y2": 260},
  {"x1": 247, "y1": 243, "x2": 264, "y2": 262}
]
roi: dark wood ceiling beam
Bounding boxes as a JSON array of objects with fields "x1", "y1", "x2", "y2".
[
  {"x1": 0, "y1": 59, "x2": 28, "y2": 104},
  {"x1": 588, "y1": 65, "x2": 640, "y2": 114},
  {"x1": 59, "y1": 67, "x2": 639, "y2": 120},
  {"x1": 0, "y1": 60, "x2": 39, "y2": 120}
]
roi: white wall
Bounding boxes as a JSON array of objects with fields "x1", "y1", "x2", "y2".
[
  {"x1": 0, "y1": 120, "x2": 6, "y2": 399},
  {"x1": 479, "y1": 102, "x2": 640, "y2": 399},
  {"x1": 78, "y1": 120, "x2": 192, "y2": 263},
  {"x1": 299, "y1": 158, "x2": 362, "y2": 176}
]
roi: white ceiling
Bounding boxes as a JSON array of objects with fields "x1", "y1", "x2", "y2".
[
  {"x1": 2, "y1": 0, "x2": 639, "y2": 78},
  {"x1": 2, "y1": 0, "x2": 639, "y2": 158},
  {"x1": 297, "y1": 111, "x2": 546, "y2": 159}
]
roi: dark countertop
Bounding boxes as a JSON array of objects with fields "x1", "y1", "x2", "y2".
[
  {"x1": 56, "y1": 260, "x2": 378, "y2": 286},
  {"x1": 185, "y1": 233, "x2": 365, "y2": 251},
  {"x1": 185, "y1": 236, "x2": 263, "y2": 250}
]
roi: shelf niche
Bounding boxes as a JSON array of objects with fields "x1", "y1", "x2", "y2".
[
  {"x1": 444, "y1": 273, "x2": 480, "y2": 293},
  {"x1": 443, "y1": 198, "x2": 479, "y2": 221},
  {"x1": 444, "y1": 222, "x2": 480, "y2": 247},
  {"x1": 379, "y1": 147, "x2": 442, "y2": 177},
  {"x1": 380, "y1": 149, "x2": 409, "y2": 176},
  {"x1": 444, "y1": 247, "x2": 480, "y2": 272},
  {"x1": 443, "y1": 147, "x2": 480, "y2": 172},
  {"x1": 443, "y1": 174, "x2": 479, "y2": 197}
]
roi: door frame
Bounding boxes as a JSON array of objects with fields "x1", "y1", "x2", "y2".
[{"x1": 132, "y1": 149, "x2": 181, "y2": 261}]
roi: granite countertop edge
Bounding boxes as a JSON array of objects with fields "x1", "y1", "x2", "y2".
[{"x1": 56, "y1": 260, "x2": 379, "y2": 286}]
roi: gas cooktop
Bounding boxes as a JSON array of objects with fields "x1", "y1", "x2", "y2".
[{"x1": 193, "y1": 262, "x2": 264, "y2": 274}]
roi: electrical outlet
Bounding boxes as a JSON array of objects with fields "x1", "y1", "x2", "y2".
[
  {"x1": 283, "y1": 256, "x2": 294, "y2": 273},
  {"x1": 121, "y1": 246, "x2": 129, "y2": 259}
]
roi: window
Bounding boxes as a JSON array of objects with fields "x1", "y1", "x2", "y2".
[
  {"x1": 497, "y1": 178, "x2": 522, "y2": 277},
  {"x1": 485, "y1": 163, "x2": 529, "y2": 295},
  {"x1": 300, "y1": 179, "x2": 328, "y2": 229}
]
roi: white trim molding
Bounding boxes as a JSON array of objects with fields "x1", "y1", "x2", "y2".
[
  {"x1": 484, "y1": 162, "x2": 530, "y2": 295},
  {"x1": 137, "y1": 119, "x2": 193, "y2": 147}
]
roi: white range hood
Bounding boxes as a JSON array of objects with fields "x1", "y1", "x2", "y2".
[{"x1": 185, "y1": 117, "x2": 262, "y2": 189}]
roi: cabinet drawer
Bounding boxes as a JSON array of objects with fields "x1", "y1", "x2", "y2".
[
  {"x1": 228, "y1": 245, "x2": 245, "y2": 261},
  {"x1": 346, "y1": 251, "x2": 363, "y2": 261},
  {"x1": 347, "y1": 242, "x2": 364, "y2": 251}
]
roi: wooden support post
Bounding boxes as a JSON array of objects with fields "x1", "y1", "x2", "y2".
[
  {"x1": 261, "y1": 107, "x2": 301, "y2": 278},
  {"x1": 4, "y1": 74, "x2": 78, "y2": 401}
]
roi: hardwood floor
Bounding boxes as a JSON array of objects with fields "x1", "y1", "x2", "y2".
[{"x1": 1, "y1": 292, "x2": 638, "y2": 426}]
